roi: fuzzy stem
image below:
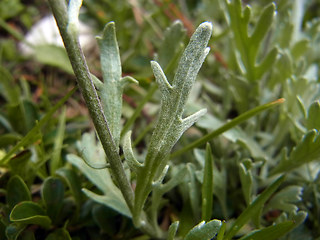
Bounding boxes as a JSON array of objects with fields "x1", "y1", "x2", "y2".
[{"x1": 47, "y1": 0, "x2": 134, "y2": 213}]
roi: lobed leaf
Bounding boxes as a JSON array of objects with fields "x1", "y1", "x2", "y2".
[
  {"x1": 271, "y1": 130, "x2": 320, "y2": 175},
  {"x1": 133, "y1": 22, "x2": 212, "y2": 224},
  {"x1": 225, "y1": 0, "x2": 276, "y2": 82},
  {"x1": 66, "y1": 132, "x2": 131, "y2": 217}
]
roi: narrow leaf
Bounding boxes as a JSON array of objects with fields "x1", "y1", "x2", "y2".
[
  {"x1": 123, "y1": 131, "x2": 143, "y2": 172},
  {"x1": 225, "y1": 175, "x2": 286, "y2": 240},
  {"x1": 306, "y1": 101, "x2": 320, "y2": 130},
  {"x1": 201, "y1": 144, "x2": 214, "y2": 222},
  {"x1": 167, "y1": 221, "x2": 179, "y2": 240}
]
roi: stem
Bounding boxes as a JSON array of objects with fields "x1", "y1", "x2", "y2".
[
  {"x1": 171, "y1": 98, "x2": 285, "y2": 158},
  {"x1": 48, "y1": 0, "x2": 134, "y2": 211}
]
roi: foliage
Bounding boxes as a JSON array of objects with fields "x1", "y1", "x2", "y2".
[{"x1": 0, "y1": 0, "x2": 320, "y2": 239}]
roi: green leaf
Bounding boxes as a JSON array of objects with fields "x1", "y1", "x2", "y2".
[
  {"x1": 41, "y1": 177, "x2": 65, "y2": 223},
  {"x1": 201, "y1": 144, "x2": 214, "y2": 222},
  {"x1": 56, "y1": 168, "x2": 83, "y2": 208},
  {"x1": 5, "y1": 223, "x2": 26, "y2": 240},
  {"x1": 0, "y1": 66, "x2": 20, "y2": 105},
  {"x1": 271, "y1": 130, "x2": 320, "y2": 175},
  {"x1": 6, "y1": 175, "x2": 31, "y2": 210},
  {"x1": 167, "y1": 221, "x2": 179, "y2": 240},
  {"x1": 45, "y1": 228, "x2": 72, "y2": 240},
  {"x1": 133, "y1": 22, "x2": 212, "y2": 223},
  {"x1": 67, "y1": 0, "x2": 82, "y2": 36},
  {"x1": 239, "y1": 159, "x2": 253, "y2": 206},
  {"x1": 239, "y1": 211, "x2": 307, "y2": 240},
  {"x1": 92, "y1": 205, "x2": 119, "y2": 235},
  {"x1": 291, "y1": 39, "x2": 310, "y2": 61},
  {"x1": 194, "y1": 149, "x2": 227, "y2": 218},
  {"x1": 184, "y1": 220, "x2": 222, "y2": 240},
  {"x1": 96, "y1": 22, "x2": 138, "y2": 147},
  {"x1": 10, "y1": 202, "x2": 51, "y2": 229},
  {"x1": 225, "y1": 175, "x2": 286, "y2": 240},
  {"x1": 50, "y1": 107, "x2": 66, "y2": 175},
  {"x1": 306, "y1": 101, "x2": 320, "y2": 130},
  {"x1": 225, "y1": 0, "x2": 276, "y2": 81},
  {"x1": 264, "y1": 186, "x2": 303, "y2": 213},
  {"x1": 187, "y1": 163, "x2": 201, "y2": 222},
  {"x1": 82, "y1": 189, "x2": 131, "y2": 218},
  {"x1": 157, "y1": 20, "x2": 186, "y2": 74},
  {"x1": 34, "y1": 45, "x2": 73, "y2": 74},
  {"x1": 7, "y1": 150, "x2": 32, "y2": 179},
  {"x1": 66, "y1": 133, "x2": 131, "y2": 217},
  {"x1": 0, "y1": 133, "x2": 21, "y2": 148}
]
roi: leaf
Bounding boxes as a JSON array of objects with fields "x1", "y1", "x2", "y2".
[
  {"x1": 56, "y1": 168, "x2": 83, "y2": 208},
  {"x1": 225, "y1": 175, "x2": 286, "y2": 240},
  {"x1": 264, "y1": 186, "x2": 303, "y2": 213},
  {"x1": 82, "y1": 189, "x2": 131, "y2": 218},
  {"x1": 92, "y1": 205, "x2": 119, "y2": 235},
  {"x1": 41, "y1": 177, "x2": 65, "y2": 223},
  {"x1": 10, "y1": 202, "x2": 51, "y2": 229},
  {"x1": 187, "y1": 164, "x2": 201, "y2": 222},
  {"x1": 239, "y1": 211, "x2": 307, "y2": 240},
  {"x1": 194, "y1": 149, "x2": 227, "y2": 218},
  {"x1": 5, "y1": 223, "x2": 26, "y2": 240},
  {"x1": 225, "y1": 0, "x2": 276, "y2": 81},
  {"x1": 157, "y1": 20, "x2": 186, "y2": 74},
  {"x1": 291, "y1": 39, "x2": 310, "y2": 61},
  {"x1": 66, "y1": 133, "x2": 131, "y2": 217},
  {"x1": 306, "y1": 101, "x2": 320, "y2": 130},
  {"x1": 96, "y1": 21, "x2": 138, "y2": 147},
  {"x1": 201, "y1": 144, "x2": 214, "y2": 222},
  {"x1": 239, "y1": 159, "x2": 253, "y2": 206},
  {"x1": 167, "y1": 221, "x2": 179, "y2": 240},
  {"x1": 6, "y1": 175, "x2": 31, "y2": 210},
  {"x1": 50, "y1": 107, "x2": 66, "y2": 175},
  {"x1": 271, "y1": 130, "x2": 320, "y2": 175},
  {"x1": 184, "y1": 220, "x2": 222, "y2": 240},
  {"x1": 133, "y1": 22, "x2": 212, "y2": 223},
  {"x1": 34, "y1": 45, "x2": 73, "y2": 74},
  {"x1": 0, "y1": 66, "x2": 20, "y2": 105},
  {"x1": 45, "y1": 228, "x2": 72, "y2": 240},
  {"x1": 67, "y1": 0, "x2": 82, "y2": 36}
]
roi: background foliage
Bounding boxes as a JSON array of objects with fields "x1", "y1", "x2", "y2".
[{"x1": 0, "y1": 0, "x2": 320, "y2": 239}]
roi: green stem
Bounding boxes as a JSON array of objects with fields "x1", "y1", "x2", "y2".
[
  {"x1": 170, "y1": 98, "x2": 285, "y2": 158},
  {"x1": 47, "y1": 0, "x2": 134, "y2": 212}
]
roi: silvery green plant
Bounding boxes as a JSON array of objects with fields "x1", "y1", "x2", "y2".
[
  {"x1": 48, "y1": 0, "x2": 219, "y2": 238},
  {"x1": 124, "y1": 20, "x2": 212, "y2": 225}
]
